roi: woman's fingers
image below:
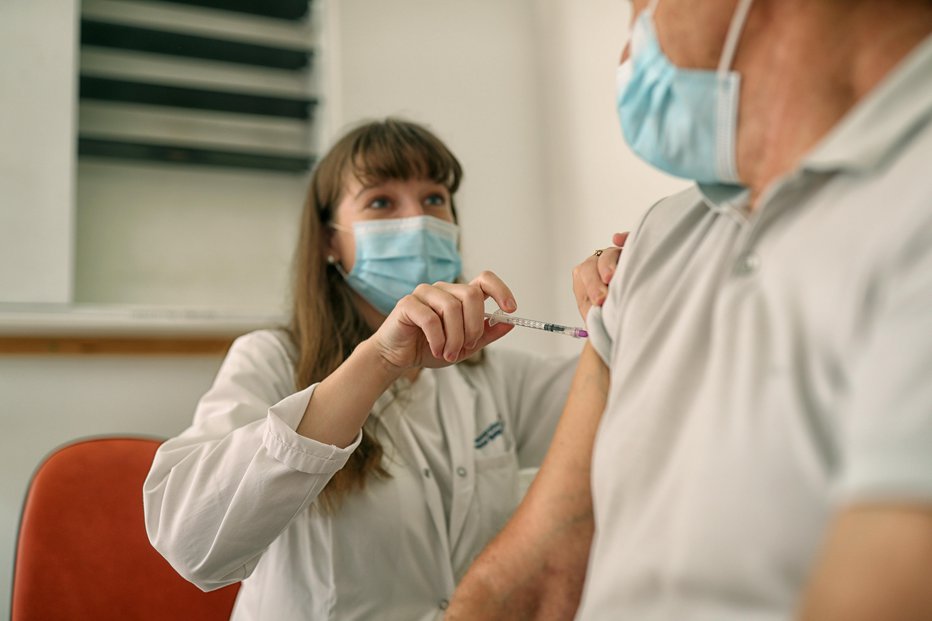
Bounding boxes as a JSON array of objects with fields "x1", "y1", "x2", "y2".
[
  {"x1": 612, "y1": 231, "x2": 629, "y2": 248},
  {"x1": 433, "y1": 282, "x2": 485, "y2": 350},
  {"x1": 600, "y1": 232, "x2": 628, "y2": 283},
  {"x1": 411, "y1": 284, "x2": 466, "y2": 362},
  {"x1": 598, "y1": 232, "x2": 628, "y2": 283},
  {"x1": 571, "y1": 232, "x2": 629, "y2": 320},
  {"x1": 396, "y1": 294, "x2": 448, "y2": 360},
  {"x1": 434, "y1": 270, "x2": 515, "y2": 354},
  {"x1": 469, "y1": 270, "x2": 517, "y2": 315},
  {"x1": 473, "y1": 320, "x2": 513, "y2": 350},
  {"x1": 420, "y1": 270, "x2": 517, "y2": 361},
  {"x1": 384, "y1": 270, "x2": 518, "y2": 369},
  {"x1": 572, "y1": 259, "x2": 600, "y2": 319},
  {"x1": 597, "y1": 246, "x2": 623, "y2": 284}
]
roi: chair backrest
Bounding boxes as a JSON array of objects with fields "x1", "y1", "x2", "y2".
[{"x1": 11, "y1": 437, "x2": 239, "y2": 621}]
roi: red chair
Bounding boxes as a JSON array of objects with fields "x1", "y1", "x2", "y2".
[{"x1": 11, "y1": 437, "x2": 239, "y2": 621}]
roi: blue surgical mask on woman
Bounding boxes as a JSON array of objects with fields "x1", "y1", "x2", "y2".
[
  {"x1": 333, "y1": 215, "x2": 462, "y2": 316},
  {"x1": 615, "y1": 0, "x2": 754, "y2": 184}
]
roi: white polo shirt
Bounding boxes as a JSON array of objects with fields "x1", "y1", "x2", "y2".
[{"x1": 579, "y1": 34, "x2": 932, "y2": 620}]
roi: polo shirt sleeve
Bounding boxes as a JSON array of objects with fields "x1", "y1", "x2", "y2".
[
  {"x1": 586, "y1": 260, "x2": 627, "y2": 367},
  {"x1": 586, "y1": 306, "x2": 613, "y2": 366},
  {"x1": 582, "y1": 193, "x2": 678, "y2": 367},
  {"x1": 836, "y1": 227, "x2": 932, "y2": 504}
]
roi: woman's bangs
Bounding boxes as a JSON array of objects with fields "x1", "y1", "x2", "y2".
[{"x1": 349, "y1": 127, "x2": 459, "y2": 191}]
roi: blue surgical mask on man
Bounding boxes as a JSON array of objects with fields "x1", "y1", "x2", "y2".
[
  {"x1": 334, "y1": 215, "x2": 462, "y2": 316},
  {"x1": 615, "y1": 0, "x2": 754, "y2": 184}
]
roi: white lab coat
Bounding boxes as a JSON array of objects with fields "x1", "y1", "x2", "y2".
[{"x1": 144, "y1": 329, "x2": 575, "y2": 621}]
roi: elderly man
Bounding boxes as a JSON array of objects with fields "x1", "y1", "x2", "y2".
[{"x1": 448, "y1": 0, "x2": 932, "y2": 619}]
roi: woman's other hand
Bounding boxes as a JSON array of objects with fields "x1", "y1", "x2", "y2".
[
  {"x1": 572, "y1": 232, "x2": 628, "y2": 320},
  {"x1": 371, "y1": 270, "x2": 516, "y2": 371}
]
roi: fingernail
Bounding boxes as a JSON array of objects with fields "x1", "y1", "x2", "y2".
[
  {"x1": 446, "y1": 352, "x2": 457, "y2": 362},
  {"x1": 505, "y1": 298, "x2": 516, "y2": 312}
]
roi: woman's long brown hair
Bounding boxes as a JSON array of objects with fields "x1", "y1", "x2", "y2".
[{"x1": 288, "y1": 118, "x2": 464, "y2": 510}]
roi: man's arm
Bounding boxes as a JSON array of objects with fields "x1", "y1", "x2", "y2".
[
  {"x1": 446, "y1": 342, "x2": 609, "y2": 620},
  {"x1": 796, "y1": 505, "x2": 932, "y2": 621}
]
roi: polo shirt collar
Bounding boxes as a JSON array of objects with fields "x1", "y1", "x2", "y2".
[
  {"x1": 804, "y1": 33, "x2": 932, "y2": 173},
  {"x1": 696, "y1": 34, "x2": 932, "y2": 212},
  {"x1": 697, "y1": 183, "x2": 748, "y2": 211}
]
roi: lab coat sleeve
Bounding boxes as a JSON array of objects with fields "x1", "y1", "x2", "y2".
[
  {"x1": 143, "y1": 330, "x2": 361, "y2": 591},
  {"x1": 493, "y1": 348, "x2": 577, "y2": 468}
]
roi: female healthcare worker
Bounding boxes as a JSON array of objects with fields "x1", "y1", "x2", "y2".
[{"x1": 143, "y1": 119, "x2": 581, "y2": 621}]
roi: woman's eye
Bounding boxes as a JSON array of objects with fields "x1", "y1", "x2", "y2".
[
  {"x1": 424, "y1": 193, "x2": 447, "y2": 207},
  {"x1": 367, "y1": 197, "x2": 391, "y2": 210}
]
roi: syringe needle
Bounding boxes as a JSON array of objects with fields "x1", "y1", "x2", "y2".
[{"x1": 484, "y1": 309, "x2": 588, "y2": 339}]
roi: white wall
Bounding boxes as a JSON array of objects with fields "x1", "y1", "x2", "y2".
[
  {"x1": 332, "y1": 0, "x2": 554, "y2": 355},
  {"x1": 0, "y1": 0, "x2": 77, "y2": 303},
  {"x1": 533, "y1": 0, "x2": 689, "y2": 354},
  {"x1": 0, "y1": 0, "x2": 689, "y2": 614}
]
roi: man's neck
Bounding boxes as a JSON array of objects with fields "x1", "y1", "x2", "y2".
[{"x1": 735, "y1": 0, "x2": 932, "y2": 209}]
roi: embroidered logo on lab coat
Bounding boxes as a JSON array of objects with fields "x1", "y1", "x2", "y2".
[{"x1": 474, "y1": 421, "x2": 504, "y2": 449}]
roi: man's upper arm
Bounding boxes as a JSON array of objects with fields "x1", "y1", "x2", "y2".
[
  {"x1": 446, "y1": 342, "x2": 609, "y2": 620},
  {"x1": 797, "y1": 505, "x2": 932, "y2": 621}
]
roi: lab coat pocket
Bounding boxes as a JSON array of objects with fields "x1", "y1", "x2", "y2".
[{"x1": 474, "y1": 451, "x2": 520, "y2": 542}]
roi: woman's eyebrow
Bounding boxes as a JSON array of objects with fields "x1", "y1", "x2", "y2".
[{"x1": 353, "y1": 183, "x2": 382, "y2": 199}]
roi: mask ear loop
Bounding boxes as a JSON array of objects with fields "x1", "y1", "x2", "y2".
[
  {"x1": 715, "y1": 0, "x2": 755, "y2": 183},
  {"x1": 623, "y1": 0, "x2": 660, "y2": 66},
  {"x1": 718, "y1": 0, "x2": 754, "y2": 74}
]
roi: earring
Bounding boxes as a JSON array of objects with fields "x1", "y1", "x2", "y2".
[{"x1": 327, "y1": 254, "x2": 349, "y2": 278}]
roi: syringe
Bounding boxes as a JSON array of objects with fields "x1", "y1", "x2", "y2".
[{"x1": 485, "y1": 309, "x2": 588, "y2": 339}]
